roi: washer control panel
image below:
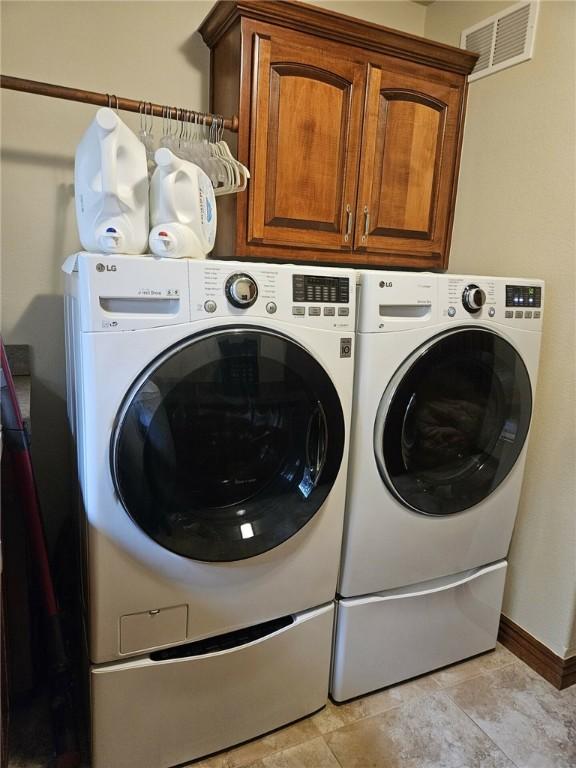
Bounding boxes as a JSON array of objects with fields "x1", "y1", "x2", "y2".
[
  {"x1": 292, "y1": 274, "x2": 350, "y2": 304},
  {"x1": 189, "y1": 261, "x2": 355, "y2": 330}
]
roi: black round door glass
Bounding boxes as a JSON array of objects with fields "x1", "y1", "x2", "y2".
[
  {"x1": 376, "y1": 329, "x2": 532, "y2": 516},
  {"x1": 112, "y1": 328, "x2": 345, "y2": 561}
]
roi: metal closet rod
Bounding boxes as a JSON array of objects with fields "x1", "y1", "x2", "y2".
[{"x1": 0, "y1": 74, "x2": 240, "y2": 133}]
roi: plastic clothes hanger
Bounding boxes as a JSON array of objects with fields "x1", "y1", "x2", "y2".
[{"x1": 139, "y1": 101, "x2": 155, "y2": 176}]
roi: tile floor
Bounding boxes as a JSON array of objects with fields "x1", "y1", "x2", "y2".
[
  {"x1": 193, "y1": 645, "x2": 576, "y2": 768},
  {"x1": 8, "y1": 644, "x2": 576, "y2": 767}
]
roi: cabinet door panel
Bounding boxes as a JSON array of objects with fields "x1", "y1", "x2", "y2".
[
  {"x1": 377, "y1": 95, "x2": 442, "y2": 236},
  {"x1": 250, "y1": 35, "x2": 365, "y2": 250},
  {"x1": 356, "y1": 65, "x2": 462, "y2": 266}
]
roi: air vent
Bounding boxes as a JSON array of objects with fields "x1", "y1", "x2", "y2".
[{"x1": 461, "y1": 1, "x2": 539, "y2": 82}]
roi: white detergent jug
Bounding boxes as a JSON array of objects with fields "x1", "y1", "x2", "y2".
[
  {"x1": 75, "y1": 108, "x2": 149, "y2": 255},
  {"x1": 149, "y1": 147, "x2": 216, "y2": 259}
]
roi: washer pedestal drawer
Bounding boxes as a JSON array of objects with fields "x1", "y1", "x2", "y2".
[
  {"x1": 331, "y1": 561, "x2": 506, "y2": 701},
  {"x1": 91, "y1": 603, "x2": 334, "y2": 768}
]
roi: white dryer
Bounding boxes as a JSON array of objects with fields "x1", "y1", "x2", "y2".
[
  {"x1": 332, "y1": 270, "x2": 543, "y2": 701},
  {"x1": 64, "y1": 253, "x2": 355, "y2": 767}
]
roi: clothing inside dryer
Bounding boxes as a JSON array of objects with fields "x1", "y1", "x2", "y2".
[
  {"x1": 379, "y1": 329, "x2": 532, "y2": 515},
  {"x1": 112, "y1": 328, "x2": 345, "y2": 561}
]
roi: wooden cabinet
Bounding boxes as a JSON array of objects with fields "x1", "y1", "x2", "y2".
[{"x1": 200, "y1": 1, "x2": 478, "y2": 270}]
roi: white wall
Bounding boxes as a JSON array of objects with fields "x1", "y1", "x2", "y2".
[
  {"x1": 314, "y1": 0, "x2": 426, "y2": 33},
  {"x1": 425, "y1": 0, "x2": 576, "y2": 658},
  {"x1": 0, "y1": 0, "x2": 424, "y2": 552}
]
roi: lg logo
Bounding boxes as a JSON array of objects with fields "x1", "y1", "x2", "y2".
[
  {"x1": 379, "y1": 281, "x2": 393, "y2": 288},
  {"x1": 96, "y1": 263, "x2": 117, "y2": 272}
]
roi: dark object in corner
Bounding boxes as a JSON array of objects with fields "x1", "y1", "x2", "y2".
[{"x1": 1, "y1": 341, "x2": 81, "y2": 767}]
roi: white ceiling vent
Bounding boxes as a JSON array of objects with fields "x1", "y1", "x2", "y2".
[{"x1": 461, "y1": 1, "x2": 539, "y2": 82}]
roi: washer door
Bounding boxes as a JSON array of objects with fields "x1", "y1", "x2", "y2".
[
  {"x1": 374, "y1": 328, "x2": 532, "y2": 516},
  {"x1": 111, "y1": 328, "x2": 345, "y2": 561}
]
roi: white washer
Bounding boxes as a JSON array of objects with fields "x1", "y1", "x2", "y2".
[
  {"x1": 332, "y1": 270, "x2": 543, "y2": 701},
  {"x1": 64, "y1": 253, "x2": 356, "y2": 767}
]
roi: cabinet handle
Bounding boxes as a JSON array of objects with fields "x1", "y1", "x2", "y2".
[
  {"x1": 362, "y1": 206, "x2": 370, "y2": 242},
  {"x1": 344, "y1": 204, "x2": 353, "y2": 242}
]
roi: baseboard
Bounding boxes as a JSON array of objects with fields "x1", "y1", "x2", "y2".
[{"x1": 498, "y1": 615, "x2": 576, "y2": 690}]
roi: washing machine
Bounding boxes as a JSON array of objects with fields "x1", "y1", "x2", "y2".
[
  {"x1": 64, "y1": 253, "x2": 355, "y2": 767},
  {"x1": 331, "y1": 270, "x2": 544, "y2": 701}
]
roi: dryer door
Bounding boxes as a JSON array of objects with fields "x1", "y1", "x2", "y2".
[
  {"x1": 374, "y1": 328, "x2": 532, "y2": 516},
  {"x1": 111, "y1": 327, "x2": 345, "y2": 561}
]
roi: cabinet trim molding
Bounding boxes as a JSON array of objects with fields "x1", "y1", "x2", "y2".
[{"x1": 200, "y1": 1, "x2": 478, "y2": 76}]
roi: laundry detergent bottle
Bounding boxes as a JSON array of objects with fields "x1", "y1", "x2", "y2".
[
  {"x1": 149, "y1": 147, "x2": 216, "y2": 259},
  {"x1": 74, "y1": 107, "x2": 149, "y2": 254}
]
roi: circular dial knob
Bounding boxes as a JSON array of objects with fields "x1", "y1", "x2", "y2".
[
  {"x1": 462, "y1": 284, "x2": 486, "y2": 314},
  {"x1": 225, "y1": 273, "x2": 258, "y2": 309}
]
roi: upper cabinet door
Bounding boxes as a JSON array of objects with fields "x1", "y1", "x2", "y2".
[
  {"x1": 355, "y1": 64, "x2": 463, "y2": 268},
  {"x1": 249, "y1": 34, "x2": 366, "y2": 251}
]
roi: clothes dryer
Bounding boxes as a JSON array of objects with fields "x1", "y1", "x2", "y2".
[
  {"x1": 332, "y1": 270, "x2": 543, "y2": 701},
  {"x1": 64, "y1": 253, "x2": 355, "y2": 766}
]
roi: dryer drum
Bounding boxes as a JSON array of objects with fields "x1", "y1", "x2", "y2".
[
  {"x1": 110, "y1": 327, "x2": 345, "y2": 561},
  {"x1": 374, "y1": 328, "x2": 532, "y2": 516}
]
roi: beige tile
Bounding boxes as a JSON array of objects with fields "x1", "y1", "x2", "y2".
[
  {"x1": 432, "y1": 642, "x2": 517, "y2": 688},
  {"x1": 325, "y1": 690, "x2": 515, "y2": 768},
  {"x1": 192, "y1": 736, "x2": 273, "y2": 768},
  {"x1": 192, "y1": 717, "x2": 322, "y2": 768},
  {"x1": 313, "y1": 674, "x2": 441, "y2": 735},
  {"x1": 259, "y1": 717, "x2": 322, "y2": 753},
  {"x1": 445, "y1": 661, "x2": 576, "y2": 768},
  {"x1": 254, "y1": 737, "x2": 341, "y2": 767},
  {"x1": 191, "y1": 737, "x2": 270, "y2": 768},
  {"x1": 359, "y1": 674, "x2": 441, "y2": 719},
  {"x1": 311, "y1": 698, "x2": 366, "y2": 734}
]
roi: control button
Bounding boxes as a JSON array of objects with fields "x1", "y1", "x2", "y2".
[
  {"x1": 204, "y1": 300, "x2": 217, "y2": 313},
  {"x1": 515, "y1": 310, "x2": 523, "y2": 318},
  {"x1": 292, "y1": 306, "x2": 305, "y2": 316},
  {"x1": 534, "y1": 311, "x2": 541, "y2": 318},
  {"x1": 225, "y1": 273, "x2": 258, "y2": 309},
  {"x1": 324, "y1": 307, "x2": 336, "y2": 316},
  {"x1": 524, "y1": 310, "x2": 533, "y2": 319},
  {"x1": 505, "y1": 310, "x2": 513, "y2": 318},
  {"x1": 488, "y1": 307, "x2": 495, "y2": 318},
  {"x1": 447, "y1": 307, "x2": 456, "y2": 317},
  {"x1": 338, "y1": 307, "x2": 350, "y2": 316},
  {"x1": 266, "y1": 302, "x2": 277, "y2": 314},
  {"x1": 462, "y1": 284, "x2": 486, "y2": 314},
  {"x1": 309, "y1": 307, "x2": 321, "y2": 316}
]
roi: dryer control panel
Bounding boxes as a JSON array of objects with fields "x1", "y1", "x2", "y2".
[
  {"x1": 439, "y1": 275, "x2": 544, "y2": 329},
  {"x1": 505, "y1": 284, "x2": 542, "y2": 308}
]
